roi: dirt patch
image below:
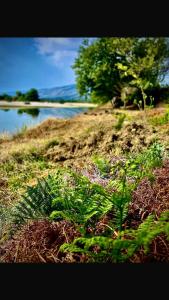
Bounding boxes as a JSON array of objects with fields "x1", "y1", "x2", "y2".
[
  {"x1": 0, "y1": 219, "x2": 87, "y2": 263},
  {"x1": 125, "y1": 161, "x2": 169, "y2": 229},
  {"x1": 129, "y1": 234, "x2": 169, "y2": 263},
  {"x1": 42, "y1": 119, "x2": 156, "y2": 168}
]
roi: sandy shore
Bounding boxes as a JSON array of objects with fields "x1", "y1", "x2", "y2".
[{"x1": 0, "y1": 101, "x2": 97, "y2": 108}]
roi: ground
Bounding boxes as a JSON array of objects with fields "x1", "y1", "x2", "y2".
[
  {"x1": 0, "y1": 103, "x2": 169, "y2": 262},
  {"x1": 0, "y1": 100, "x2": 97, "y2": 108},
  {"x1": 1, "y1": 103, "x2": 169, "y2": 202}
]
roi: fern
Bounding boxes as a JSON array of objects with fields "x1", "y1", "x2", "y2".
[
  {"x1": 60, "y1": 211, "x2": 169, "y2": 262},
  {"x1": 92, "y1": 155, "x2": 111, "y2": 177},
  {"x1": 9, "y1": 142, "x2": 166, "y2": 242},
  {"x1": 50, "y1": 172, "x2": 112, "y2": 225},
  {"x1": 11, "y1": 175, "x2": 58, "y2": 232},
  {"x1": 49, "y1": 168, "x2": 133, "y2": 232}
]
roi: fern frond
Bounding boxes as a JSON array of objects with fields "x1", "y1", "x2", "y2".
[{"x1": 60, "y1": 211, "x2": 169, "y2": 262}]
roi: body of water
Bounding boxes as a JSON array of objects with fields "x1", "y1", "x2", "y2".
[{"x1": 0, "y1": 107, "x2": 87, "y2": 134}]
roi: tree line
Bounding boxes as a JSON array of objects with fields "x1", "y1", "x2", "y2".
[{"x1": 0, "y1": 88, "x2": 39, "y2": 102}]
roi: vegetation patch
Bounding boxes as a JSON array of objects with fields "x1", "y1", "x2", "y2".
[{"x1": 1, "y1": 141, "x2": 168, "y2": 263}]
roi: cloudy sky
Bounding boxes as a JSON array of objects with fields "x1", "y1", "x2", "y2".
[{"x1": 0, "y1": 38, "x2": 95, "y2": 93}]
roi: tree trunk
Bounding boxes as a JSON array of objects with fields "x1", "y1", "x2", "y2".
[
  {"x1": 111, "y1": 97, "x2": 117, "y2": 109},
  {"x1": 140, "y1": 87, "x2": 146, "y2": 110}
]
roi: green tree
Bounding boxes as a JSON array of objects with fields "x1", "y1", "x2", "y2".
[
  {"x1": 25, "y1": 88, "x2": 39, "y2": 101},
  {"x1": 0, "y1": 93, "x2": 12, "y2": 101},
  {"x1": 16, "y1": 91, "x2": 22, "y2": 98},
  {"x1": 15, "y1": 91, "x2": 25, "y2": 101},
  {"x1": 73, "y1": 38, "x2": 169, "y2": 108},
  {"x1": 116, "y1": 38, "x2": 169, "y2": 109}
]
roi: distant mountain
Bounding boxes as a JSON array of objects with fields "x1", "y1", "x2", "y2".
[
  {"x1": 4, "y1": 84, "x2": 86, "y2": 101},
  {"x1": 38, "y1": 84, "x2": 85, "y2": 100}
]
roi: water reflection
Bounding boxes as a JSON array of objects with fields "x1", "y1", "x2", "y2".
[
  {"x1": 1, "y1": 108, "x2": 10, "y2": 112},
  {"x1": 17, "y1": 108, "x2": 40, "y2": 118},
  {"x1": 0, "y1": 107, "x2": 88, "y2": 134}
]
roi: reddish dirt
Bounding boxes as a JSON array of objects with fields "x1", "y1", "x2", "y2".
[
  {"x1": 1, "y1": 162, "x2": 169, "y2": 263},
  {"x1": 0, "y1": 219, "x2": 87, "y2": 263},
  {"x1": 125, "y1": 160, "x2": 169, "y2": 230}
]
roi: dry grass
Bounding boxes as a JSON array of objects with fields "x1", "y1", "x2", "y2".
[{"x1": 0, "y1": 219, "x2": 85, "y2": 263}]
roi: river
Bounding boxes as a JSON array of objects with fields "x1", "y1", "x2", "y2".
[{"x1": 0, "y1": 107, "x2": 88, "y2": 134}]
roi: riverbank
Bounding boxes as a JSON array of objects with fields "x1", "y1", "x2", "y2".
[{"x1": 0, "y1": 101, "x2": 97, "y2": 108}]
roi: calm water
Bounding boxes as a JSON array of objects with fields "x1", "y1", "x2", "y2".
[{"x1": 0, "y1": 107, "x2": 88, "y2": 134}]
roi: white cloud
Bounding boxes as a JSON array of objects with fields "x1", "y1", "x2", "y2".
[
  {"x1": 34, "y1": 38, "x2": 97, "y2": 67},
  {"x1": 34, "y1": 38, "x2": 83, "y2": 67}
]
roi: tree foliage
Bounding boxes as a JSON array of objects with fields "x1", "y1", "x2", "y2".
[
  {"x1": 14, "y1": 89, "x2": 39, "y2": 102},
  {"x1": 73, "y1": 38, "x2": 169, "y2": 107},
  {"x1": 25, "y1": 88, "x2": 39, "y2": 101},
  {"x1": 0, "y1": 93, "x2": 12, "y2": 101}
]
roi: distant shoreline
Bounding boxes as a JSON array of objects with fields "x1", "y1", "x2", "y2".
[{"x1": 0, "y1": 101, "x2": 97, "y2": 109}]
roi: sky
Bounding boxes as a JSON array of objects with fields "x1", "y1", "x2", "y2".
[
  {"x1": 0, "y1": 38, "x2": 95, "y2": 93},
  {"x1": 1, "y1": 37, "x2": 168, "y2": 94}
]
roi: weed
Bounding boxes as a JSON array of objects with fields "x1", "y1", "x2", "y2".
[
  {"x1": 114, "y1": 113, "x2": 126, "y2": 130},
  {"x1": 92, "y1": 155, "x2": 111, "y2": 177}
]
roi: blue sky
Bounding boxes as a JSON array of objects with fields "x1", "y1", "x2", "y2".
[
  {"x1": 0, "y1": 38, "x2": 94, "y2": 93},
  {"x1": 1, "y1": 37, "x2": 168, "y2": 94}
]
